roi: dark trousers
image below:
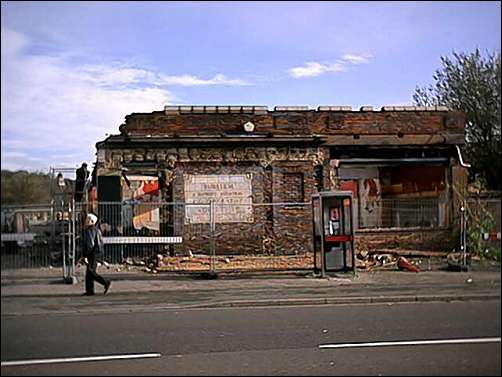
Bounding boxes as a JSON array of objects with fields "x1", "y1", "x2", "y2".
[{"x1": 85, "y1": 257, "x2": 108, "y2": 294}]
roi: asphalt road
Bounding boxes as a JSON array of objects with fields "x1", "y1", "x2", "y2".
[{"x1": 1, "y1": 301, "x2": 500, "y2": 376}]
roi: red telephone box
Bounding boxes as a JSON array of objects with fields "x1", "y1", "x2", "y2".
[{"x1": 312, "y1": 191, "x2": 355, "y2": 276}]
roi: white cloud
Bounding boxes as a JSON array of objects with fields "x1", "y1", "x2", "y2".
[
  {"x1": 0, "y1": 28, "x2": 251, "y2": 171},
  {"x1": 0, "y1": 28, "x2": 28, "y2": 57},
  {"x1": 288, "y1": 53, "x2": 373, "y2": 79},
  {"x1": 0, "y1": 151, "x2": 45, "y2": 172},
  {"x1": 74, "y1": 66, "x2": 251, "y2": 88},
  {"x1": 288, "y1": 62, "x2": 345, "y2": 78},
  {"x1": 158, "y1": 73, "x2": 251, "y2": 86},
  {"x1": 342, "y1": 53, "x2": 373, "y2": 65},
  {"x1": 77, "y1": 65, "x2": 156, "y2": 87}
]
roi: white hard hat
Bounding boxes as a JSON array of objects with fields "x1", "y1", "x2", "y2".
[{"x1": 86, "y1": 213, "x2": 98, "y2": 225}]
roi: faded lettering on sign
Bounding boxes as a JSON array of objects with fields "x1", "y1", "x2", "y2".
[{"x1": 184, "y1": 174, "x2": 253, "y2": 223}]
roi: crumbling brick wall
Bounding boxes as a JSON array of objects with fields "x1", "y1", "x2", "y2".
[
  {"x1": 95, "y1": 107, "x2": 466, "y2": 257},
  {"x1": 171, "y1": 160, "x2": 315, "y2": 256},
  {"x1": 121, "y1": 110, "x2": 464, "y2": 137},
  {"x1": 356, "y1": 229, "x2": 458, "y2": 252}
]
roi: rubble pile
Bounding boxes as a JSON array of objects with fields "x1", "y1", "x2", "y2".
[
  {"x1": 155, "y1": 253, "x2": 314, "y2": 272},
  {"x1": 356, "y1": 251, "x2": 399, "y2": 271},
  {"x1": 355, "y1": 249, "x2": 443, "y2": 272},
  {"x1": 116, "y1": 253, "x2": 314, "y2": 273},
  {"x1": 118, "y1": 248, "x2": 451, "y2": 274}
]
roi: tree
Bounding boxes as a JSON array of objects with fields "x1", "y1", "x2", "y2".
[
  {"x1": 1, "y1": 170, "x2": 52, "y2": 204},
  {"x1": 413, "y1": 49, "x2": 501, "y2": 190}
]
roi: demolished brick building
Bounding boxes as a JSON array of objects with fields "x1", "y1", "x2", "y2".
[{"x1": 93, "y1": 105, "x2": 467, "y2": 255}]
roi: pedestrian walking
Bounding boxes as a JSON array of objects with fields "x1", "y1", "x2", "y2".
[{"x1": 81, "y1": 213, "x2": 111, "y2": 296}]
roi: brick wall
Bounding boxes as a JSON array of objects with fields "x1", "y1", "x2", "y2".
[
  {"x1": 95, "y1": 107, "x2": 466, "y2": 257},
  {"x1": 171, "y1": 160, "x2": 315, "y2": 256},
  {"x1": 356, "y1": 229, "x2": 458, "y2": 252},
  {"x1": 121, "y1": 110, "x2": 464, "y2": 137}
]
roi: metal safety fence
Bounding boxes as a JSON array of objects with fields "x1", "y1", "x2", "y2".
[
  {"x1": 1, "y1": 201, "x2": 315, "y2": 273},
  {"x1": 1, "y1": 204, "x2": 53, "y2": 269},
  {"x1": 465, "y1": 196, "x2": 501, "y2": 260},
  {"x1": 95, "y1": 201, "x2": 314, "y2": 273},
  {"x1": 356, "y1": 197, "x2": 444, "y2": 229},
  {"x1": 2, "y1": 197, "x2": 468, "y2": 272}
]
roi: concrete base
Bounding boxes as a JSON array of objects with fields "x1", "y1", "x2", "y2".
[
  {"x1": 63, "y1": 276, "x2": 79, "y2": 285},
  {"x1": 200, "y1": 271, "x2": 218, "y2": 280}
]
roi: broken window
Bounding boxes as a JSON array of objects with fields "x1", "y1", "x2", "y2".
[
  {"x1": 338, "y1": 165, "x2": 447, "y2": 229},
  {"x1": 379, "y1": 166, "x2": 446, "y2": 228}
]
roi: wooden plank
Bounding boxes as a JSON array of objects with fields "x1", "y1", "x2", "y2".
[
  {"x1": 103, "y1": 236, "x2": 182, "y2": 244},
  {"x1": 367, "y1": 249, "x2": 448, "y2": 257},
  {"x1": 1, "y1": 233, "x2": 36, "y2": 242}
]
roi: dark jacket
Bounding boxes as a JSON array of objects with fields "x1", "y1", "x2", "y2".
[
  {"x1": 83, "y1": 225, "x2": 104, "y2": 260},
  {"x1": 76, "y1": 166, "x2": 89, "y2": 182}
]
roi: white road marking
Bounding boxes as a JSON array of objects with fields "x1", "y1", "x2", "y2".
[
  {"x1": 319, "y1": 337, "x2": 501, "y2": 349},
  {"x1": 1, "y1": 353, "x2": 161, "y2": 367}
]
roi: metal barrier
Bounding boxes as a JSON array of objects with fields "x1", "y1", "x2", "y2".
[
  {"x1": 212, "y1": 202, "x2": 314, "y2": 272},
  {"x1": 95, "y1": 202, "x2": 209, "y2": 268},
  {"x1": 94, "y1": 201, "x2": 313, "y2": 273},
  {"x1": 465, "y1": 196, "x2": 501, "y2": 260},
  {"x1": 1, "y1": 205, "x2": 53, "y2": 269},
  {"x1": 2, "y1": 197, "x2": 466, "y2": 273},
  {"x1": 357, "y1": 197, "x2": 443, "y2": 229}
]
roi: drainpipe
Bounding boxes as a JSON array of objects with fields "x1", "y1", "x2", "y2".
[
  {"x1": 455, "y1": 145, "x2": 470, "y2": 270},
  {"x1": 455, "y1": 145, "x2": 471, "y2": 168}
]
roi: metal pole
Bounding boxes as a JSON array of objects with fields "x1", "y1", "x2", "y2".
[
  {"x1": 462, "y1": 200, "x2": 467, "y2": 269},
  {"x1": 209, "y1": 200, "x2": 216, "y2": 274},
  {"x1": 61, "y1": 200, "x2": 66, "y2": 281},
  {"x1": 50, "y1": 200, "x2": 55, "y2": 263},
  {"x1": 71, "y1": 199, "x2": 76, "y2": 281},
  {"x1": 66, "y1": 201, "x2": 72, "y2": 280},
  {"x1": 351, "y1": 198, "x2": 356, "y2": 275},
  {"x1": 320, "y1": 196, "x2": 326, "y2": 278},
  {"x1": 120, "y1": 203, "x2": 124, "y2": 263}
]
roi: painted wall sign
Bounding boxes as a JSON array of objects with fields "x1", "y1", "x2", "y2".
[{"x1": 184, "y1": 174, "x2": 253, "y2": 223}]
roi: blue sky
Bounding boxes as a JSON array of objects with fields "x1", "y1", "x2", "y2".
[{"x1": 1, "y1": 1, "x2": 501, "y2": 172}]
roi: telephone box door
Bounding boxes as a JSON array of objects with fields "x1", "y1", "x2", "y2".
[{"x1": 312, "y1": 191, "x2": 355, "y2": 275}]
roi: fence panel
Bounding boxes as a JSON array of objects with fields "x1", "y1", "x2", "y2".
[
  {"x1": 1, "y1": 204, "x2": 53, "y2": 269},
  {"x1": 4, "y1": 197, "x2": 474, "y2": 272},
  {"x1": 94, "y1": 202, "x2": 211, "y2": 272},
  {"x1": 466, "y1": 197, "x2": 501, "y2": 259},
  {"x1": 213, "y1": 202, "x2": 314, "y2": 272},
  {"x1": 358, "y1": 198, "x2": 443, "y2": 229}
]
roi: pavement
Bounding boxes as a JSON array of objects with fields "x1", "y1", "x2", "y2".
[{"x1": 1, "y1": 263, "x2": 500, "y2": 315}]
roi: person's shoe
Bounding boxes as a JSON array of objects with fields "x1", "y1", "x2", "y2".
[
  {"x1": 104, "y1": 281, "x2": 111, "y2": 295},
  {"x1": 82, "y1": 292, "x2": 95, "y2": 296}
]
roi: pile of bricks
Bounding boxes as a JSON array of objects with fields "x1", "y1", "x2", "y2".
[{"x1": 156, "y1": 254, "x2": 314, "y2": 272}]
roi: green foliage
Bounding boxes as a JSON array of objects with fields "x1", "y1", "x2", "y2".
[
  {"x1": 1, "y1": 170, "x2": 52, "y2": 204},
  {"x1": 466, "y1": 199, "x2": 500, "y2": 261},
  {"x1": 414, "y1": 49, "x2": 501, "y2": 190},
  {"x1": 483, "y1": 247, "x2": 501, "y2": 262}
]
